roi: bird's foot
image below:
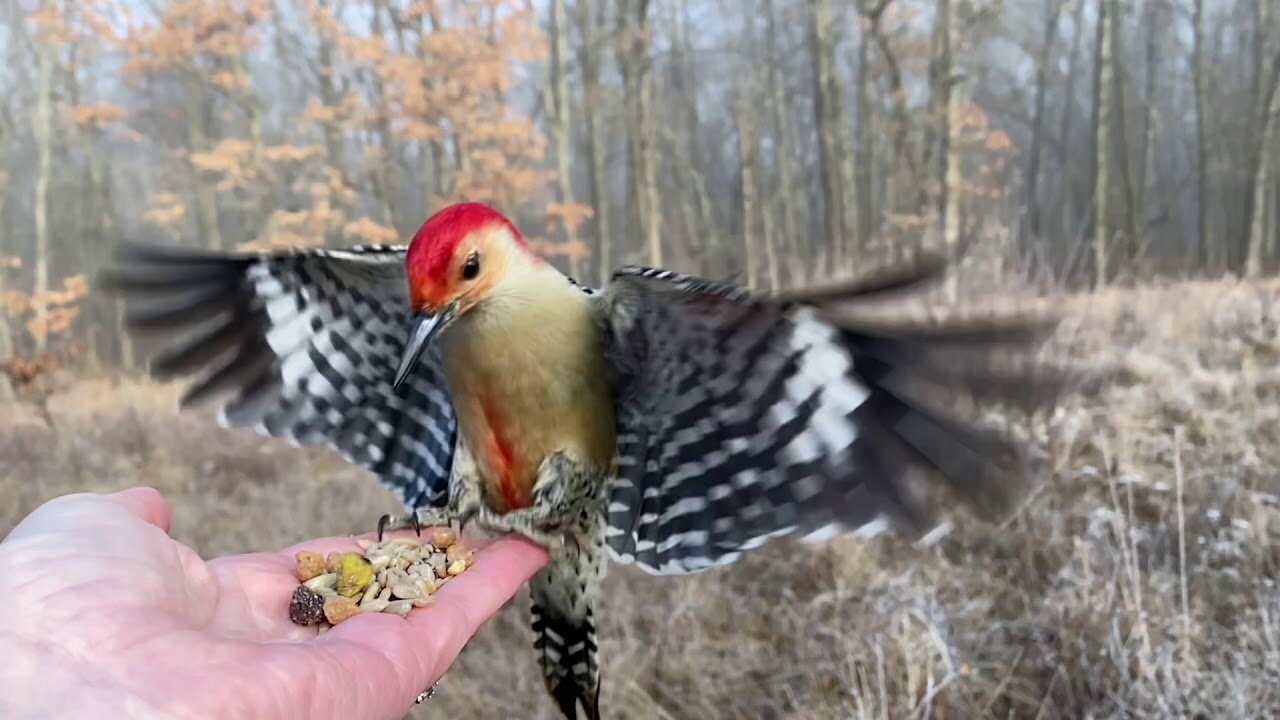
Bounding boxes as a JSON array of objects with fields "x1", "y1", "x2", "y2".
[
  {"x1": 471, "y1": 506, "x2": 578, "y2": 554},
  {"x1": 376, "y1": 508, "x2": 457, "y2": 541}
]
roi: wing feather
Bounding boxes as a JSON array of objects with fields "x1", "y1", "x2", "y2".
[
  {"x1": 601, "y1": 265, "x2": 1066, "y2": 575},
  {"x1": 102, "y1": 244, "x2": 456, "y2": 511}
]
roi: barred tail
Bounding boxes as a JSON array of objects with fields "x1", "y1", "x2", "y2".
[{"x1": 530, "y1": 547, "x2": 604, "y2": 720}]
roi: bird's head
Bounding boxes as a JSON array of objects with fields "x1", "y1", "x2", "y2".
[{"x1": 394, "y1": 202, "x2": 533, "y2": 388}]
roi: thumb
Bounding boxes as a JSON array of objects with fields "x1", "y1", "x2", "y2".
[{"x1": 3, "y1": 487, "x2": 173, "y2": 546}]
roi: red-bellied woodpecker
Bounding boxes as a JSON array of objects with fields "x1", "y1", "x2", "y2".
[{"x1": 104, "y1": 202, "x2": 1070, "y2": 719}]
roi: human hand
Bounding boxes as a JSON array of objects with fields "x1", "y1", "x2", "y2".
[{"x1": 0, "y1": 487, "x2": 548, "y2": 719}]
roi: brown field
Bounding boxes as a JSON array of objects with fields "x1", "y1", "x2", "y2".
[{"x1": 3, "y1": 278, "x2": 1280, "y2": 719}]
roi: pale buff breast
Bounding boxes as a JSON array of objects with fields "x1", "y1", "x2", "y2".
[{"x1": 440, "y1": 267, "x2": 616, "y2": 513}]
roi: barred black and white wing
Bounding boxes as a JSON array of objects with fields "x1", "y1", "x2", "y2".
[
  {"x1": 601, "y1": 264, "x2": 1062, "y2": 575},
  {"x1": 102, "y1": 244, "x2": 456, "y2": 511}
]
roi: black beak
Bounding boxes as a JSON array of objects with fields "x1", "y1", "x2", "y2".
[{"x1": 394, "y1": 302, "x2": 457, "y2": 389}]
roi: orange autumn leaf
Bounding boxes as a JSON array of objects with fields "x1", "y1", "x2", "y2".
[
  {"x1": 343, "y1": 218, "x2": 399, "y2": 245},
  {"x1": 70, "y1": 103, "x2": 128, "y2": 126}
]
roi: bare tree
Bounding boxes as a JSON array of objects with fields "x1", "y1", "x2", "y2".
[
  {"x1": 735, "y1": 91, "x2": 760, "y2": 289},
  {"x1": 1108, "y1": 0, "x2": 1137, "y2": 265},
  {"x1": 1133, "y1": 0, "x2": 1165, "y2": 263},
  {"x1": 571, "y1": 0, "x2": 614, "y2": 283},
  {"x1": 1058, "y1": 0, "x2": 1088, "y2": 249},
  {"x1": 854, "y1": 1, "x2": 890, "y2": 252},
  {"x1": 6, "y1": 0, "x2": 1280, "y2": 383},
  {"x1": 1023, "y1": 0, "x2": 1063, "y2": 248},
  {"x1": 735, "y1": 6, "x2": 778, "y2": 290},
  {"x1": 548, "y1": 0, "x2": 583, "y2": 279},
  {"x1": 1246, "y1": 47, "x2": 1280, "y2": 276},
  {"x1": 31, "y1": 0, "x2": 54, "y2": 353},
  {"x1": 810, "y1": 0, "x2": 856, "y2": 268},
  {"x1": 616, "y1": 0, "x2": 662, "y2": 266},
  {"x1": 1192, "y1": 0, "x2": 1209, "y2": 269},
  {"x1": 1093, "y1": 0, "x2": 1114, "y2": 287},
  {"x1": 0, "y1": 99, "x2": 12, "y2": 394},
  {"x1": 765, "y1": 0, "x2": 803, "y2": 275},
  {"x1": 933, "y1": 0, "x2": 963, "y2": 291}
]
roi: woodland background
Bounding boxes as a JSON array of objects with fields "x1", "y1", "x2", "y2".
[
  {"x1": 2, "y1": 1, "x2": 1280, "y2": 718},
  {"x1": 0, "y1": 0, "x2": 1277, "y2": 370}
]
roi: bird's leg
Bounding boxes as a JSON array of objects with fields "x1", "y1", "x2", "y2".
[
  {"x1": 470, "y1": 453, "x2": 585, "y2": 551},
  {"x1": 378, "y1": 452, "x2": 483, "y2": 540}
]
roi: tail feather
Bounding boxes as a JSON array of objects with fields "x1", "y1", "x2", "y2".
[{"x1": 530, "y1": 547, "x2": 604, "y2": 720}]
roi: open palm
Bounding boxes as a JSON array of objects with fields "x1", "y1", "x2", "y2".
[{"x1": 0, "y1": 488, "x2": 547, "y2": 719}]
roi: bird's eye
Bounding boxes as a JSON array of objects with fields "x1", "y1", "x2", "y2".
[{"x1": 461, "y1": 252, "x2": 481, "y2": 281}]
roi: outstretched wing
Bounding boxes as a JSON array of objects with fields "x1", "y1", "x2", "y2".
[
  {"x1": 102, "y1": 244, "x2": 456, "y2": 511},
  {"x1": 601, "y1": 264, "x2": 1062, "y2": 575}
]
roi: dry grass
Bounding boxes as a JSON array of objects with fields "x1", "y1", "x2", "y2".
[{"x1": 3, "y1": 277, "x2": 1280, "y2": 719}]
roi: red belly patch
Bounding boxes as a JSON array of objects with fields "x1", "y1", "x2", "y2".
[{"x1": 480, "y1": 401, "x2": 530, "y2": 512}]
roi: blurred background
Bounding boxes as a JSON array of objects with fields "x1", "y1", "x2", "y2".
[{"x1": 2, "y1": 0, "x2": 1280, "y2": 717}]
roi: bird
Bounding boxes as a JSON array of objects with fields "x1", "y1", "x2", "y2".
[{"x1": 102, "y1": 201, "x2": 1072, "y2": 720}]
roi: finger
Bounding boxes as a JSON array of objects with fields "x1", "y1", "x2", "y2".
[
  {"x1": 108, "y1": 487, "x2": 172, "y2": 534},
  {"x1": 311, "y1": 537, "x2": 547, "y2": 713}
]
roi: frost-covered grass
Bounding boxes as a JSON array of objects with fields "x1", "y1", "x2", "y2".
[{"x1": 3, "y1": 277, "x2": 1279, "y2": 719}]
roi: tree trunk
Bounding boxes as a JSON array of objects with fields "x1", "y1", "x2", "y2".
[
  {"x1": 867, "y1": 6, "x2": 920, "y2": 213},
  {"x1": 1058, "y1": 0, "x2": 1087, "y2": 251},
  {"x1": 1242, "y1": 0, "x2": 1273, "y2": 273},
  {"x1": 616, "y1": 0, "x2": 661, "y2": 267},
  {"x1": 1108, "y1": 0, "x2": 1137, "y2": 267},
  {"x1": 367, "y1": 0, "x2": 402, "y2": 228},
  {"x1": 1093, "y1": 0, "x2": 1114, "y2": 288},
  {"x1": 636, "y1": 2, "x2": 661, "y2": 268},
  {"x1": 934, "y1": 0, "x2": 960, "y2": 289},
  {"x1": 1133, "y1": 0, "x2": 1163, "y2": 263},
  {"x1": 32, "y1": 10, "x2": 53, "y2": 353},
  {"x1": 617, "y1": 0, "x2": 642, "y2": 257},
  {"x1": 0, "y1": 104, "x2": 13, "y2": 393},
  {"x1": 1023, "y1": 0, "x2": 1063, "y2": 249},
  {"x1": 1192, "y1": 0, "x2": 1209, "y2": 271},
  {"x1": 924, "y1": 0, "x2": 952, "y2": 223},
  {"x1": 314, "y1": 0, "x2": 345, "y2": 173},
  {"x1": 942, "y1": 49, "x2": 962, "y2": 294},
  {"x1": 574, "y1": 0, "x2": 612, "y2": 283},
  {"x1": 810, "y1": 0, "x2": 855, "y2": 269},
  {"x1": 413, "y1": 5, "x2": 456, "y2": 205},
  {"x1": 736, "y1": 6, "x2": 777, "y2": 290},
  {"x1": 669, "y1": 0, "x2": 719, "y2": 273},
  {"x1": 765, "y1": 0, "x2": 802, "y2": 278},
  {"x1": 548, "y1": 0, "x2": 582, "y2": 279},
  {"x1": 736, "y1": 91, "x2": 760, "y2": 288},
  {"x1": 68, "y1": 37, "x2": 123, "y2": 367},
  {"x1": 1246, "y1": 52, "x2": 1280, "y2": 277},
  {"x1": 853, "y1": 1, "x2": 878, "y2": 252},
  {"x1": 184, "y1": 76, "x2": 223, "y2": 251}
]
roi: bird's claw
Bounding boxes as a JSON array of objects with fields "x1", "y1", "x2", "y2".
[{"x1": 376, "y1": 510, "x2": 432, "y2": 541}]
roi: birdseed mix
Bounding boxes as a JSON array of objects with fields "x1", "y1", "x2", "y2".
[{"x1": 288, "y1": 530, "x2": 474, "y2": 629}]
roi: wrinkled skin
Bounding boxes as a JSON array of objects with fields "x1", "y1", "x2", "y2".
[{"x1": 0, "y1": 488, "x2": 547, "y2": 719}]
